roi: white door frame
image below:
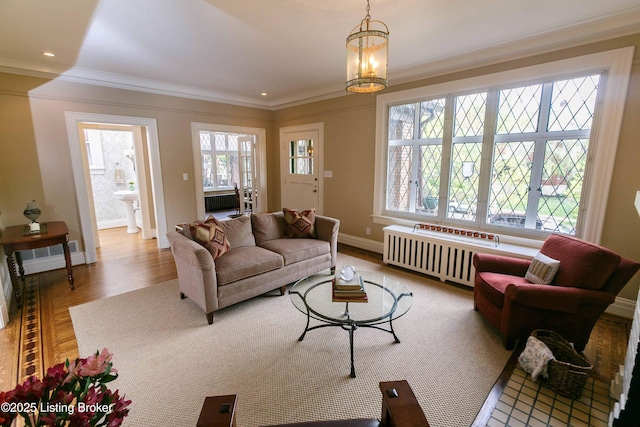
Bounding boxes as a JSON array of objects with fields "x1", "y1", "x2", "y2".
[
  {"x1": 191, "y1": 123, "x2": 268, "y2": 218},
  {"x1": 65, "y1": 112, "x2": 168, "y2": 263},
  {"x1": 279, "y1": 123, "x2": 324, "y2": 214}
]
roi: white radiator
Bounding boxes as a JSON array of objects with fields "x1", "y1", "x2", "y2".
[{"x1": 383, "y1": 225, "x2": 537, "y2": 287}]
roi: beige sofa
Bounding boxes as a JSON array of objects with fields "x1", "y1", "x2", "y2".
[{"x1": 166, "y1": 212, "x2": 340, "y2": 324}]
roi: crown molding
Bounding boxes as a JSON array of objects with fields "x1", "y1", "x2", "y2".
[
  {"x1": 1, "y1": 8, "x2": 639, "y2": 110},
  {"x1": 390, "y1": 8, "x2": 640, "y2": 87}
]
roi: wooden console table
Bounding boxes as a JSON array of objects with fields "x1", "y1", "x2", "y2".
[{"x1": 0, "y1": 221, "x2": 74, "y2": 308}]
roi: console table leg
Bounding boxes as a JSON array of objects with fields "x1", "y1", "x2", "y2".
[
  {"x1": 62, "y1": 242, "x2": 74, "y2": 290},
  {"x1": 6, "y1": 254, "x2": 22, "y2": 309},
  {"x1": 15, "y1": 251, "x2": 24, "y2": 280}
]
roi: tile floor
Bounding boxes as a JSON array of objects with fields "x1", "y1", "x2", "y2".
[{"x1": 487, "y1": 366, "x2": 612, "y2": 427}]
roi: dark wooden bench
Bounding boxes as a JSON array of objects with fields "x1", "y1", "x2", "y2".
[{"x1": 196, "y1": 380, "x2": 430, "y2": 427}]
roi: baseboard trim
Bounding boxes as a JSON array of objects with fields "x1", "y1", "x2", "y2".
[
  {"x1": 606, "y1": 296, "x2": 636, "y2": 319},
  {"x1": 338, "y1": 233, "x2": 383, "y2": 254},
  {"x1": 22, "y1": 252, "x2": 87, "y2": 275}
]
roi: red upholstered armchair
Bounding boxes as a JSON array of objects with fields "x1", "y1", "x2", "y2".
[{"x1": 473, "y1": 234, "x2": 640, "y2": 351}]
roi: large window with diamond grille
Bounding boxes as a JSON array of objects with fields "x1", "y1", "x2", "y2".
[{"x1": 385, "y1": 73, "x2": 602, "y2": 236}]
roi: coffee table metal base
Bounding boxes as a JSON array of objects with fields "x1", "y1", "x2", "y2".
[{"x1": 296, "y1": 301, "x2": 401, "y2": 378}]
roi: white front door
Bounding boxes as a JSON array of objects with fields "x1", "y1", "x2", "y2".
[{"x1": 280, "y1": 123, "x2": 323, "y2": 213}]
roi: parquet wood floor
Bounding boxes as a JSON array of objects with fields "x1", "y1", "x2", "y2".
[{"x1": 0, "y1": 230, "x2": 631, "y2": 423}]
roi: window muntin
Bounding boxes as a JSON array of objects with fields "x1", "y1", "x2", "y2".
[
  {"x1": 200, "y1": 132, "x2": 239, "y2": 190},
  {"x1": 384, "y1": 73, "x2": 601, "y2": 237},
  {"x1": 289, "y1": 139, "x2": 314, "y2": 175}
]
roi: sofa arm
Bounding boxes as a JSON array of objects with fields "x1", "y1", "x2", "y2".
[
  {"x1": 504, "y1": 282, "x2": 615, "y2": 313},
  {"x1": 473, "y1": 253, "x2": 531, "y2": 276},
  {"x1": 167, "y1": 231, "x2": 216, "y2": 271},
  {"x1": 167, "y1": 231, "x2": 219, "y2": 319},
  {"x1": 315, "y1": 215, "x2": 340, "y2": 268}
]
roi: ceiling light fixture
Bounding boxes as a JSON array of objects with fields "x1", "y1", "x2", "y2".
[
  {"x1": 42, "y1": 51, "x2": 55, "y2": 57},
  {"x1": 345, "y1": 0, "x2": 389, "y2": 93}
]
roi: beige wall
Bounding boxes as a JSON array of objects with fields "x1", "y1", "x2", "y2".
[
  {"x1": 1, "y1": 32, "x2": 639, "y2": 300},
  {"x1": 0, "y1": 74, "x2": 272, "y2": 250},
  {"x1": 273, "y1": 33, "x2": 640, "y2": 300}
]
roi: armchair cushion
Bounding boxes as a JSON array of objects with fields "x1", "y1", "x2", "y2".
[
  {"x1": 525, "y1": 252, "x2": 560, "y2": 285},
  {"x1": 540, "y1": 234, "x2": 620, "y2": 289},
  {"x1": 476, "y1": 272, "x2": 530, "y2": 308}
]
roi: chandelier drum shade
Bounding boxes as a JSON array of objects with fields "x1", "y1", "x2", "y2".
[{"x1": 346, "y1": 0, "x2": 389, "y2": 93}]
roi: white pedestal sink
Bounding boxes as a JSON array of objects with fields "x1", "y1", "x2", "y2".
[{"x1": 113, "y1": 190, "x2": 139, "y2": 233}]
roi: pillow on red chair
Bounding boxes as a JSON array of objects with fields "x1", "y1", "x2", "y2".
[
  {"x1": 539, "y1": 234, "x2": 620, "y2": 290},
  {"x1": 525, "y1": 252, "x2": 560, "y2": 285}
]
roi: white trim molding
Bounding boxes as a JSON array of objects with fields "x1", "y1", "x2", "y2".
[
  {"x1": 190, "y1": 123, "x2": 268, "y2": 218},
  {"x1": 65, "y1": 112, "x2": 168, "y2": 263},
  {"x1": 374, "y1": 47, "x2": 635, "y2": 245}
]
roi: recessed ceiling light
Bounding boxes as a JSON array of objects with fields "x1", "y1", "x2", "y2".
[
  {"x1": 42, "y1": 51, "x2": 55, "y2": 57},
  {"x1": 260, "y1": 92, "x2": 267, "y2": 96}
]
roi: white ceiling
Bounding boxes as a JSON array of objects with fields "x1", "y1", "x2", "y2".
[{"x1": 1, "y1": 0, "x2": 640, "y2": 109}]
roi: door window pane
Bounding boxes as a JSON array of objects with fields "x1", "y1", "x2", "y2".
[{"x1": 289, "y1": 140, "x2": 314, "y2": 175}]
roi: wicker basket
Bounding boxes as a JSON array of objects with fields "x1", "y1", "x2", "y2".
[{"x1": 531, "y1": 329, "x2": 593, "y2": 399}]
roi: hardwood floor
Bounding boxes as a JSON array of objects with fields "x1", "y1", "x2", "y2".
[
  {"x1": 0, "y1": 228, "x2": 177, "y2": 391},
  {"x1": 0, "y1": 229, "x2": 631, "y2": 417}
]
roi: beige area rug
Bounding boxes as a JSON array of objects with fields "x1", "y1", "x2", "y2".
[{"x1": 70, "y1": 253, "x2": 512, "y2": 427}]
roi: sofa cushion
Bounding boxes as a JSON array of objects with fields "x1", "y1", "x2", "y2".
[
  {"x1": 259, "y1": 238, "x2": 330, "y2": 266},
  {"x1": 525, "y1": 252, "x2": 560, "y2": 285},
  {"x1": 283, "y1": 208, "x2": 317, "y2": 238},
  {"x1": 189, "y1": 217, "x2": 230, "y2": 260},
  {"x1": 251, "y1": 213, "x2": 285, "y2": 245},
  {"x1": 540, "y1": 234, "x2": 621, "y2": 289},
  {"x1": 214, "y1": 246, "x2": 284, "y2": 286},
  {"x1": 476, "y1": 272, "x2": 531, "y2": 308},
  {"x1": 218, "y1": 215, "x2": 256, "y2": 249}
]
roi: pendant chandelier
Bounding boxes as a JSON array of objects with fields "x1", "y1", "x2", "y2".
[{"x1": 346, "y1": 0, "x2": 389, "y2": 93}]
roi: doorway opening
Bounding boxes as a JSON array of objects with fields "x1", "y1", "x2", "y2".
[
  {"x1": 191, "y1": 123, "x2": 267, "y2": 219},
  {"x1": 79, "y1": 123, "x2": 151, "y2": 245},
  {"x1": 65, "y1": 112, "x2": 168, "y2": 264}
]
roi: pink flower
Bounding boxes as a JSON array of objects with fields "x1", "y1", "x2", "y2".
[
  {"x1": 64, "y1": 358, "x2": 82, "y2": 384},
  {"x1": 79, "y1": 348, "x2": 114, "y2": 377}
]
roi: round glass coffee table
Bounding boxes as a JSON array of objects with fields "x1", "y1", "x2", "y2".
[{"x1": 289, "y1": 270, "x2": 412, "y2": 378}]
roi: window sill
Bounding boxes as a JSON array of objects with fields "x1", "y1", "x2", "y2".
[{"x1": 372, "y1": 214, "x2": 543, "y2": 249}]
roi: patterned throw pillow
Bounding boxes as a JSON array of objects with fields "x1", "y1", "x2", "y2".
[
  {"x1": 525, "y1": 252, "x2": 561, "y2": 285},
  {"x1": 283, "y1": 208, "x2": 317, "y2": 238},
  {"x1": 189, "y1": 216, "x2": 230, "y2": 259}
]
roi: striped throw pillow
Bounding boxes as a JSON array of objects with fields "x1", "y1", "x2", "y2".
[{"x1": 525, "y1": 252, "x2": 561, "y2": 285}]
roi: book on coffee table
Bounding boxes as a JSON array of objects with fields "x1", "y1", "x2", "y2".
[{"x1": 332, "y1": 276, "x2": 368, "y2": 302}]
